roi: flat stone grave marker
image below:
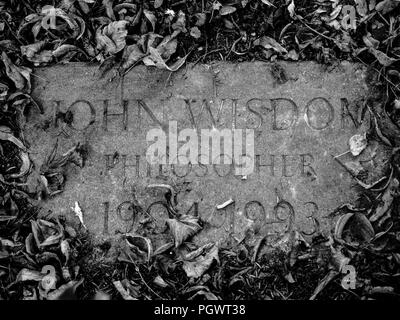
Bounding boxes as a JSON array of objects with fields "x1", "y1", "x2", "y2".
[{"x1": 26, "y1": 61, "x2": 375, "y2": 248}]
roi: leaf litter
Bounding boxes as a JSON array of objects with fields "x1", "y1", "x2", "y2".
[{"x1": 0, "y1": 0, "x2": 400, "y2": 300}]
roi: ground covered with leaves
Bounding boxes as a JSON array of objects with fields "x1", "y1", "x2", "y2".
[{"x1": 1, "y1": 0, "x2": 400, "y2": 300}]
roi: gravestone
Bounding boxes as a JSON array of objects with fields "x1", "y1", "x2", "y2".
[{"x1": 26, "y1": 61, "x2": 372, "y2": 248}]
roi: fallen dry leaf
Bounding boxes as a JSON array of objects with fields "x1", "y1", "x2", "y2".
[
  {"x1": 369, "y1": 47, "x2": 398, "y2": 67},
  {"x1": 125, "y1": 234, "x2": 153, "y2": 262},
  {"x1": 113, "y1": 280, "x2": 138, "y2": 300},
  {"x1": 182, "y1": 244, "x2": 219, "y2": 278},
  {"x1": 122, "y1": 44, "x2": 146, "y2": 70},
  {"x1": 375, "y1": 0, "x2": 400, "y2": 14},
  {"x1": 16, "y1": 269, "x2": 44, "y2": 282},
  {"x1": 47, "y1": 279, "x2": 83, "y2": 300}
]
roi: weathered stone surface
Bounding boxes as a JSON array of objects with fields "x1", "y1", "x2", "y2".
[{"x1": 27, "y1": 61, "x2": 370, "y2": 248}]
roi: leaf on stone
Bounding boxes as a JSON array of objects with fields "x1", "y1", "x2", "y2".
[
  {"x1": 31, "y1": 219, "x2": 63, "y2": 249},
  {"x1": 1, "y1": 52, "x2": 32, "y2": 93},
  {"x1": 182, "y1": 244, "x2": 219, "y2": 278},
  {"x1": 96, "y1": 21, "x2": 129, "y2": 55},
  {"x1": 190, "y1": 26, "x2": 201, "y2": 39},
  {"x1": 125, "y1": 234, "x2": 153, "y2": 262},
  {"x1": 9, "y1": 151, "x2": 31, "y2": 179},
  {"x1": 369, "y1": 47, "x2": 398, "y2": 67},
  {"x1": 220, "y1": 5, "x2": 237, "y2": 15},
  {"x1": 153, "y1": 275, "x2": 168, "y2": 288},
  {"x1": 254, "y1": 36, "x2": 288, "y2": 54},
  {"x1": 167, "y1": 214, "x2": 202, "y2": 247},
  {"x1": 288, "y1": 0, "x2": 296, "y2": 18},
  {"x1": 349, "y1": 133, "x2": 367, "y2": 156},
  {"x1": 21, "y1": 41, "x2": 53, "y2": 66},
  {"x1": 52, "y1": 44, "x2": 83, "y2": 59},
  {"x1": 154, "y1": 0, "x2": 164, "y2": 9}
]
